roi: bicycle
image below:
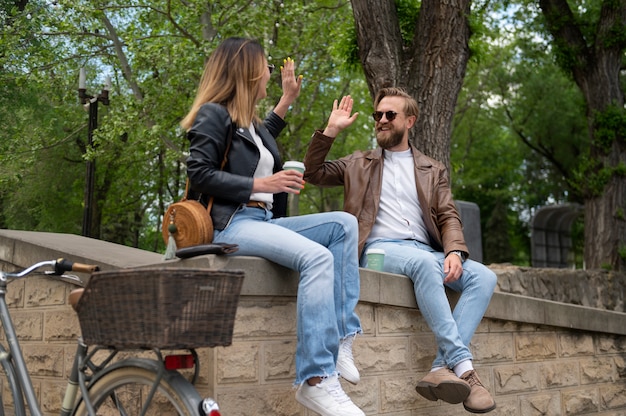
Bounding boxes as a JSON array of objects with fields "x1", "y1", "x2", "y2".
[{"x1": 0, "y1": 256, "x2": 242, "y2": 416}]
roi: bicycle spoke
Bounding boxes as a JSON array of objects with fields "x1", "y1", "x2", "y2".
[{"x1": 109, "y1": 391, "x2": 130, "y2": 416}]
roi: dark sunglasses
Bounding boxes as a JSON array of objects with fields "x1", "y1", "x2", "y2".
[
  {"x1": 372, "y1": 111, "x2": 398, "y2": 122},
  {"x1": 268, "y1": 64, "x2": 275, "y2": 74}
]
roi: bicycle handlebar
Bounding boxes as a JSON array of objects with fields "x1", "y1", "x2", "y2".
[
  {"x1": 1, "y1": 258, "x2": 100, "y2": 280},
  {"x1": 55, "y1": 258, "x2": 100, "y2": 274}
]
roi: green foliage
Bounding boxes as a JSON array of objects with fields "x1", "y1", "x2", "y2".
[
  {"x1": 0, "y1": 0, "x2": 373, "y2": 252},
  {"x1": 593, "y1": 105, "x2": 626, "y2": 154},
  {"x1": 451, "y1": 9, "x2": 590, "y2": 264},
  {"x1": 395, "y1": 0, "x2": 420, "y2": 45},
  {"x1": 571, "y1": 157, "x2": 608, "y2": 197},
  {"x1": 1, "y1": 0, "x2": 621, "y2": 269},
  {"x1": 571, "y1": 105, "x2": 626, "y2": 198},
  {"x1": 328, "y1": 16, "x2": 361, "y2": 70}
]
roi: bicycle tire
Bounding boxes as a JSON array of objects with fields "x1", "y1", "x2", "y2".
[{"x1": 72, "y1": 358, "x2": 202, "y2": 416}]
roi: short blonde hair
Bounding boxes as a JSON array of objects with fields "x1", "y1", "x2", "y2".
[
  {"x1": 181, "y1": 37, "x2": 266, "y2": 130},
  {"x1": 374, "y1": 87, "x2": 419, "y2": 119}
]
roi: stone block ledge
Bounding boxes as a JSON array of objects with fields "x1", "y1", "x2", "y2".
[{"x1": 1, "y1": 229, "x2": 625, "y2": 337}]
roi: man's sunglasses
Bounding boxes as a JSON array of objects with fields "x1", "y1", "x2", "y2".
[
  {"x1": 372, "y1": 111, "x2": 398, "y2": 122},
  {"x1": 268, "y1": 64, "x2": 275, "y2": 74}
]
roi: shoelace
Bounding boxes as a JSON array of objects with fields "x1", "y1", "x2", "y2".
[
  {"x1": 320, "y1": 377, "x2": 351, "y2": 404},
  {"x1": 462, "y1": 371, "x2": 483, "y2": 387}
]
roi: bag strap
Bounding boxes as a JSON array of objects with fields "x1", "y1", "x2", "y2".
[{"x1": 183, "y1": 124, "x2": 233, "y2": 213}]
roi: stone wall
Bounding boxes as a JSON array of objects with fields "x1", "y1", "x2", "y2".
[
  {"x1": 1, "y1": 230, "x2": 626, "y2": 416},
  {"x1": 493, "y1": 264, "x2": 626, "y2": 312},
  {"x1": 211, "y1": 299, "x2": 626, "y2": 416}
]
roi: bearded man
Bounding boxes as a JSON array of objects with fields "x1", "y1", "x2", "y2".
[{"x1": 303, "y1": 87, "x2": 497, "y2": 414}]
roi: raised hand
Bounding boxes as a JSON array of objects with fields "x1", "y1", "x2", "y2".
[
  {"x1": 273, "y1": 57, "x2": 303, "y2": 119},
  {"x1": 323, "y1": 95, "x2": 359, "y2": 138},
  {"x1": 281, "y1": 57, "x2": 302, "y2": 104}
]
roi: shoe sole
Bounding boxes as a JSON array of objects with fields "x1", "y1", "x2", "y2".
[
  {"x1": 295, "y1": 393, "x2": 328, "y2": 415},
  {"x1": 295, "y1": 394, "x2": 363, "y2": 416},
  {"x1": 415, "y1": 380, "x2": 471, "y2": 404},
  {"x1": 464, "y1": 402, "x2": 497, "y2": 413}
]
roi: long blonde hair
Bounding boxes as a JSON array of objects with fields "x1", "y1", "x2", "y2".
[{"x1": 181, "y1": 37, "x2": 266, "y2": 130}]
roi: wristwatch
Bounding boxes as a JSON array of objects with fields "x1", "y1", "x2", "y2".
[{"x1": 450, "y1": 250, "x2": 466, "y2": 263}]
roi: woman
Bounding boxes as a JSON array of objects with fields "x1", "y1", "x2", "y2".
[{"x1": 181, "y1": 37, "x2": 364, "y2": 416}]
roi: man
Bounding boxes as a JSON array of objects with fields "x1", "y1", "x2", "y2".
[{"x1": 303, "y1": 87, "x2": 497, "y2": 413}]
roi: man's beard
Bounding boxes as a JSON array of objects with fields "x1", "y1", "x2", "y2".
[{"x1": 376, "y1": 128, "x2": 404, "y2": 149}]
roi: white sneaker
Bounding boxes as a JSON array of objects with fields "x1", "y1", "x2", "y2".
[
  {"x1": 337, "y1": 334, "x2": 360, "y2": 384},
  {"x1": 295, "y1": 375, "x2": 365, "y2": 416}
]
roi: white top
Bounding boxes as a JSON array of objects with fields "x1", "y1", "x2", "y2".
[
  {"x1": 248, "y1": 124, "x2": 274, "y2": 208},
  {"x1": 367, "y1": 149, "x2": 429, "y2": 244}
]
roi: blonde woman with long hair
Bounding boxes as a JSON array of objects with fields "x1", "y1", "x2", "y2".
[{"x1": 182, "y1": 37, "x2": 364, "y2": 416}]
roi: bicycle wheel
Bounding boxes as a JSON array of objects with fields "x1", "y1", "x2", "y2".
[{"x1": 72, "y1": 358, "x2": 201, "y2": 416}]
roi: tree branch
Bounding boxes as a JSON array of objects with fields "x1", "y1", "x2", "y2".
[{"x1": 100, "y1": 12, "x2": 143, "y2": 102}]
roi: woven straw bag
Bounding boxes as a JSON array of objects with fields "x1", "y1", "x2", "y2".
[{"x1": 162, "y1": 185, "x2": 214, "y2": 249}]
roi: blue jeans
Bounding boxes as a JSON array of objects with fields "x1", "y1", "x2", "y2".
[
  {"x1": 362, "y1": 239, "x2": 496, "y2": 370},
  {"x1": 214, "y1": 206, "x2": 362, "y2": 385}
]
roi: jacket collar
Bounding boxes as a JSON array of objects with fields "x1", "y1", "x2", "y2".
[{"x1": 234, "y1": 122, "x2": 282, "y2": 166}]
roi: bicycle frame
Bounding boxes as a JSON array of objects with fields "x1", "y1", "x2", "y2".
[
  {"x1": 0, "y1": 260, "x2": 95, "y2": 416},
  {"x1": 0, "y1": 272, "x2": 45, "y2": 416}
]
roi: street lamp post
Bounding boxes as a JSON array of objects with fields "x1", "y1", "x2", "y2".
[{"x1": 78, "y1": 68, "x2": 110, "y2": 237}]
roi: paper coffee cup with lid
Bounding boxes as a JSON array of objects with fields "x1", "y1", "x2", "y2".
[
  {"x1": 283, "y1": 161, "x2": 305, "y2": 173},
  {"x1": 366, "y1": 248, "x2": 385, "y2": 271}
]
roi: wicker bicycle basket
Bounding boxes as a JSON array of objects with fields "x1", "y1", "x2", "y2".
[{"x1": 75, "y1": 268, "x2": 245, "y2": 349}]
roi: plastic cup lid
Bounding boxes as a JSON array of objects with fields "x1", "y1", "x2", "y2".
[
  {"x1": 283, "y1": 161, "x2": 305, "y2": 169},
  {"x1": 366, "y1": 248, "x2": 385, "y2": 255}
]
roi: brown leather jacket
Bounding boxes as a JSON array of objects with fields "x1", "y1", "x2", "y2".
[{"x1": 304, "y1": 130, "x2": 469, "y2": 257}]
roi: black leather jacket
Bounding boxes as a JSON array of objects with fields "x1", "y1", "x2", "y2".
[{"x1": 186, "y1": 103, "x2": 288, "y2": 230}]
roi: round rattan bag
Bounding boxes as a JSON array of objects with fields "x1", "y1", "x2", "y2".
[{"x1": 162, "y1": 199, "x2": 213, "y2": 248}]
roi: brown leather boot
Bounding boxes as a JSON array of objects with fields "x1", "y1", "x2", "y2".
[
  {"x1": 415, "y1": 368, "x2": 471, "y2": 404},
  {"x1": 460, "y1": 370, "x2": 496, "y2": 413}
]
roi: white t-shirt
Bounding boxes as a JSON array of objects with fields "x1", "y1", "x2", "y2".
[{"x1": 367, "y1": 149, "x2": 429, "y2": 244}]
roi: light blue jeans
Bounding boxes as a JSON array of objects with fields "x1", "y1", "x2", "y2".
[
  {"x1": 214, "y1": 206, "x2": 362, "y2": 385},
  {"x1": 362, "y1": 239, "x2": 496, "y2": 370}
]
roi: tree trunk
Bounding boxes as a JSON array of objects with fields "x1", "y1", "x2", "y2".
[
  {"x1": 350, "y1": 0, "x2": 471, "y2": 173},
  {"x1": 539, "y1": 0, "x2": 626, "y2": 271},
  {"x1": 350, "y1": 0, "x2": 404, "y2": 99}
]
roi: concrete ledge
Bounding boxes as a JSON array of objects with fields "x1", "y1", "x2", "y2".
[
  {"x1": 2, "y1": 229, "x2": 625, "y2": 336},
  {"x1": 0, "y1": 229, "x2": 162, "y2": 279}
]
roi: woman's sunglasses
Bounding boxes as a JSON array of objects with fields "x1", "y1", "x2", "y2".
[
  {"x1": 268, "y1": 64, "x2": 275, "y2": 74},
  {"x1": 372, "y1": 111, "x2": 398, "y2": 122}
]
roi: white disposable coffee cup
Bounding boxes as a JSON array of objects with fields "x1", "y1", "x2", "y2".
[
  {"x1": 283, "y1": 161, "x2": 305, "y2": 173},
  {"x1": 366, "y1": 248, "x2": 385, "y2": 271}
]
